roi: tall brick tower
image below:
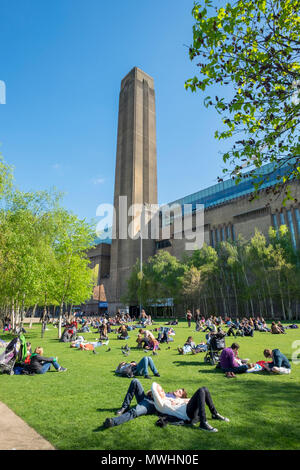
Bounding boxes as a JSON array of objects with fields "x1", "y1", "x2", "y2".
[{"x1": 107, "y1": 67, "x2": 158, "y2": 313}]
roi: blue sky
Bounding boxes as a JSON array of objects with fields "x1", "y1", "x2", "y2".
[{"x1": 0, "y1": 0, "x2": 232, "y2": 223}]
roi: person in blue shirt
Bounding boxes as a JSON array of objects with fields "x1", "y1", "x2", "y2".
[{"x1": 263, "y1": 348, "x2": 291, "y2": 374}]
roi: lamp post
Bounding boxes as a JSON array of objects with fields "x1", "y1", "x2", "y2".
[
  {"x1": 138, "y1": 204, "x2": 145, "y2": 317},
  {"x1": 139, "y1": 230, "x2": 143, "y2": 316}
]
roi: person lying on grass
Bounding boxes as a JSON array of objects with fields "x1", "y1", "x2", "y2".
[
  {"x1": 151, "y1": 382, "x2": 229, "y2": 432},
  {"x1": 115, "y1": 356, "x2": 160, "y2": 379},
  {"x1": 263, "y1": 348, "x2": 291, "y2": 374},
  {"x1": 70, "y1": 339, "x2": 109, "y2": 351},
  {"x1": 27, "y1": 347, "x2": 67, "y2": 374},
  {"x1": 102, "y1": 378, "x2": 187, "y2": 428}
]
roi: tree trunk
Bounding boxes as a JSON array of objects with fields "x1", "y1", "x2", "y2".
[
  {"x1": 277, "y1": 273, "x2": 286, "y2": 320},
  {"x1": 41, "y1": 303, "x2": 47, "y2": 338},
  {"x1": 231, "y1": 273, "x2": 239, "y2": 318},
  {"x1": 11, "y1": 299, "x2": 15, "y2": 331},
  {"x1": 287, "y1": 284, "x2": 292, "y2": 321},
  {"x1": 242, "y1": 268, "x2": 254, "y2": 317},
  {"x1": 14, "y1": 302, "x2": 20, "y2": 332},
  {"x1": 20, "y1": 294, "x2": 25, "y2": 330},
  {"x1": 264, "y1": 275, "x2": 274, "y2": 318},
  {"x1": 29, "y1": 304, "x2": 37, "y2": 329},
  {"x1": 58, "y1": 302, "x2": 64, "y2": 339}
]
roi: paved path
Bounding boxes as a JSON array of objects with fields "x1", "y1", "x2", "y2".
[{"x1": 0, "y1": 402, "x2": 55, "y2": 450}]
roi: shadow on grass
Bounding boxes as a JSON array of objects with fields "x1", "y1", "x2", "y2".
[
  {"x1": 173, "y1": 360, "x2": 207, "y2": 367},
  {"x1": 198, "y1": 369, "x2": 230, "y2": 374},
  {"x1": 93, "y1": 425, "x2": 106, "y2": 433},
  {"x1": 96, "y1": 407, "x2": 118, "y2": 413}
]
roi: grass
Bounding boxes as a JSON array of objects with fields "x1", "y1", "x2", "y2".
[{"x1": 0, "y1": 320, "x2": 299, "y2": 450}]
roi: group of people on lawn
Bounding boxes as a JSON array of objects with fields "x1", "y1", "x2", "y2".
[
  {"x1": 13, "y1": 343, "x2": 67, "y2": 375},
  {"x1": 102, "y1": 342, "x2": 291, "y2": 432},
  {"x1": 4, "y1": 310, "x2": 293, "y2": 434}
]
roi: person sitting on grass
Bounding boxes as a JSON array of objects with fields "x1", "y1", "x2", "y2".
[
  {"x1": 227, "y1": 325, "x2": 237, "y2": 337},
  {"x1": 139, "y1": 329, "x2": 158, "y2": 350},
  {"x1": 263, "y1": 348, "x2": 291, "y2": 374},
  {"x1": 147, "y1": 335, "x2": 160, "y2": 352},
  {"x1": 117, "y1": 324, "x2": 129, "y2": 340},
  {"x1": 219, "y1": 343, "x2": 250, "y2": 378},
  {"x1": 178, "y1": 336, "x2": 208, "y2": 355},
  {"x1": 203, "y1": 317, "x2": 217, "y2": 333},
  {"x1": 157, "y1": 327, "x2": 175, "y2": 344},
  {"x1": 277, "y1": 322, "x2": 286, "y2": 334},
  {"x1": 242, "y1": 322, "x2": 254, "y2": 337},
  {"x1": 255, "y1": 319, "x2": 270, "y2": 332},
  {"x1": 271, "y1": 321, "x2": 283, "y2": 334},
  {"x1": 115, "y1": 356, "x2": 160, "y2": 379},
  {"x1": 151, "y1": 382, "x2": 229, "y2": 433},
  {"x1": 99, "y1": 323, "x2": 108, "y2": 340},
  {"x1": 27, "y1": 347, "x2": 67, "y2": 374},
  {"x1": 178, "y1": 336, "x2": 195, "y2": 355},
  {"x1": 102, "y1": 378, "x2": 187, "y2": 428},
  {"x1": 136, "y1": 332, "x2": 144, "y2": 349}
]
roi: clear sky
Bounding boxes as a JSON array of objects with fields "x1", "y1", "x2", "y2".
[{"x1": 0, "y1": 0, "x2": 232, "y2": 223}]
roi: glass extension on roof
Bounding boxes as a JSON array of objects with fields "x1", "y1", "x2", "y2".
[
  {"x1": 167, "y1": 159, "x2": 296, "y2": 211},
  {"x1": 94, "y1": 159, "x2": 298, "y2": 244},
  {"x1": 94, "y1": 226, "x2": 112, "y2": 245}
]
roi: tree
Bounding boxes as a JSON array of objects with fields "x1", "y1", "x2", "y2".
[
  {"x1": 181, "y1": 266, "x2": 203, "y2": 312},
  {"x1": 123, "y1": 251, "x2": 185, "y2": 314},
  {"x1": 50, "y1": 209, "x2": 95, "y2": 338},
  {"x1": 268, "y1": 224, "x2": 300, "y2": 319},
  {"x1": 0, "y1": 158, "x2": 95, "y2": 336},
  {"x1": 0, "y1": 189, "x2": 61, "y2": 332},
  {"x1": 0, "y1": 154, "x2": 13, "y2": 199},
  {"x1": 185, "y1": 0, "x2": 300, "y2": 199}
]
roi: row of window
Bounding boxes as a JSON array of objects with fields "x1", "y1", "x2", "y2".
[
  {"x1": 272, "y1": 208, "x2": 300, "y2": 248},
  {"x1": 210, "y1": 225, "x2": 236, "y2": 247}
]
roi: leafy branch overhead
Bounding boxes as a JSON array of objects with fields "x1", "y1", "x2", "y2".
[{"x1": 185, "y1": 0, "x2": 300, "y2": 195}]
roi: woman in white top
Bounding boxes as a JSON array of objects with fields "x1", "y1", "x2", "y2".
[{"x1": 151, "y1": 382, "x2": 230, "y2": 432}]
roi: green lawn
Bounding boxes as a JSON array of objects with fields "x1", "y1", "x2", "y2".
[{"x1": 0, "y1": 320, "x2": 299, "y2": 450}]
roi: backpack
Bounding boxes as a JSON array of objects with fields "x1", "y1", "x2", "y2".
[{"x1": 116, "y1": 363, "x2": 135, "y2": 378}]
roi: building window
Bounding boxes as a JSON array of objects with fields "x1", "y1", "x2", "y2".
[
  {"x1": 156, "y1": 240, "x2": 171, "y2": 250},
  {"x1": 272, "y1": 214, "x2": 278, "y2": 230},
  {"x1": 280, "y1": 212, "x2": 285, "y2": 226},
  {"x1": 231, "y1": 225, "x2": 235, "y2": 241},
  {"x1": 295, "y1": 208, "x2": 300, "y2": 239},
  {"x1": 210, "y1": 230, "x2": 215, "y2": 247},
  {"x1": 215, "y1": 229, "x2": 219, "y2": 244},
  {"x1": 226, "y1": 226, "x2": 231, "y2": 240},
  {"x1": 221, "y1": 227, "x2": 225, "y2": 241},
  {"x1": 287, "y1": 210, "x2": 296, "y2": 249}
]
